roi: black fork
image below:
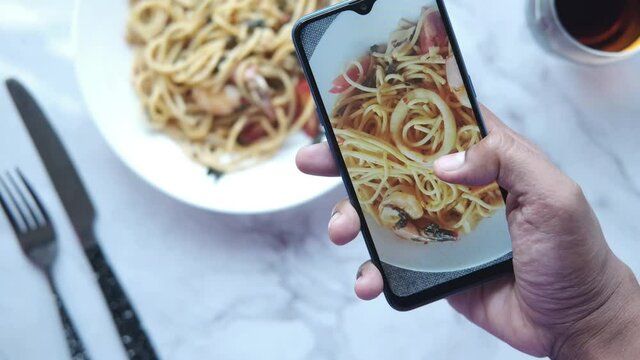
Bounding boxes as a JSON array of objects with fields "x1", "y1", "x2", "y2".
[{"x1": 0, "y1": 169, "x2": 91, "y2": 360}]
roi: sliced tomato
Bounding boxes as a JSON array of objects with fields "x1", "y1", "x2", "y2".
[
  {"x1": 238, "y1": 123, "x2": 267, "y2": 145},
  {"x1": 303, "y1": 112, "x2": 321, "y2": 139},
  {"x1": 418, "y1": 9, "x2": 448, "y2": 54},
  {"x1": 295, "y1": 78, "x2": 312, "y2": 117},
  {"x1": 294, "y1": 79, "x2": 321, "y2": 139},
  {"x1": 296, "y1": 78, "x2": 311, "y2": 99},
  {"x1": 329, "y1": 55, "x2": 372, "y2": 94}
]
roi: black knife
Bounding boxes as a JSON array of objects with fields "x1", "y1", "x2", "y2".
[{"x1": 6, "y1": 79, "x2": 159, "y2": 360}]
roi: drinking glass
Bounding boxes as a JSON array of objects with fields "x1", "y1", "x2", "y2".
[{"x1": 528, "y1": 0, "x2": 640, "y2": 65}]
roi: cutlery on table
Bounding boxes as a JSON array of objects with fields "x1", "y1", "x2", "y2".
[
  {"x1": 0, "y1": 169, "x2": 90, "y2": 360},
  {"x1": 5, "y1": 79, "x2": 159, "y2": 360}
]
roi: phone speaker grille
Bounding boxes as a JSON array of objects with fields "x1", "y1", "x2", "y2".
[{"x1": 300, "y1": 14, "x2": 338, "y2": 59}]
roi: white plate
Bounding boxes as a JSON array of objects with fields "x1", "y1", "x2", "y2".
[
  {"x1": 367, "y1": 209, "x2": 511, "y2": 272},
  {"x1": 72, "y1": 0, "x2": 341, "y2": 213},
  {"x1": 309, "y1": 0, "x2": 512, "y2": 272}
]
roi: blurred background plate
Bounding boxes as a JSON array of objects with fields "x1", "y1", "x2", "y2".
[{"x1": 72, "y1": 0, "x2": 341, "y2": 214}]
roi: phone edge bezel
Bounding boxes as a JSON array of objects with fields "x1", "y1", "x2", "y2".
[{"x1": 292, "y1": 0, "x2": 513, "y2": 311}]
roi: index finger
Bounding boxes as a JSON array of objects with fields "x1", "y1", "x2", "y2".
[{"x1": 296, "y1": 142, "x2": 340, "y2": 177}]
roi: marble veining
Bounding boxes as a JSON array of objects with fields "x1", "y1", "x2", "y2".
[{"x1": 0, "y1": 1, "x2": 638, "y2": 359}]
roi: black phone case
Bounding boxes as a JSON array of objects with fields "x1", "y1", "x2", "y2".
[{"x1": 292, "y1": 0, "x2": 513, "y2": 311}]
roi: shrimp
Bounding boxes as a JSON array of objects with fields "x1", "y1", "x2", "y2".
[
  {"x1": 193, "y1": 85, "x2": 243, "y2": 116},
  {"x1": 379, "y1": 190, "x2": 425, "y2": 242},
  {"x1": 240, "y1": 65, "x2": 276, "y2": 120},
  {"x1": 379, "y1": 190, "x2": 457, "y2": 243},
  {"x1": 380, "y1": 190, "x2": 424, "y2": 222},
  {"x1": 418, "y1": 7, "x2": 448, "y2": 54},
  {"x1": 445, "y1": 56, "x2": 471, "y2": 108}
]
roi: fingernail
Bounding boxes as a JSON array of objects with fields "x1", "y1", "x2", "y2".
[
  {"x1": 356, "y1": 264, "x2": 365, "y2": 280},
  {"x1": 435, "y1": 152, "x2": 466, "y2": 171},
  {"x1": 329, "y1": 207, "x2": 341, "y2": 227}
]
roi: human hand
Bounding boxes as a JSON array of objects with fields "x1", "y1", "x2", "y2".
[{"x1": 296, "y1": 106, "x2": 640, "y2": 359}]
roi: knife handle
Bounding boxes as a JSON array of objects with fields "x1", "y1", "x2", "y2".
[{"x1": 85, "y1": 244, "x2": 159, "y2": 360}]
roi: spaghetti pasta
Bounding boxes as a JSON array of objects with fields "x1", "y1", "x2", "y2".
[
  {"x1": 126, "y1": 0, "x2": 336, "y2": 173},
  {"x1": 330, "y1": 6, "x2": 504, "y2": 244}
]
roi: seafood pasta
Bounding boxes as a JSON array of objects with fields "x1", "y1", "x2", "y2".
[
  {"x1": 330, "y1": 7, "x2": 503, "y2": 243},
  {"x1": 127, "y1": 0, "x2": 337, "y2": 173}
]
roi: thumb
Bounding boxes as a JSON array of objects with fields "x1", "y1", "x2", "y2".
[{"x1": 433, "y1": 106, "x2": 567, "y2": 196}]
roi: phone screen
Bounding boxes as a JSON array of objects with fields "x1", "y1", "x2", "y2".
[{"x1": 295, "y1": 0, "x2": 512, "y2": 307}]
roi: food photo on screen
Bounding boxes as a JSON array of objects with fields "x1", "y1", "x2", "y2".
[{"x1": 307, "y1": 0, "x2": 512, "y2": 279}]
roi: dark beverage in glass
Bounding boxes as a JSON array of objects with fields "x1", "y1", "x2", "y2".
[
  {"x1": 529, "y1": 0, "x2": 640, "y2": 64},
  {"x1": 555, "y1": 0, "x2": 640, "y2": 52}
]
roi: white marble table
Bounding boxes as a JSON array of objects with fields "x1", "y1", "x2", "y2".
[{"x1": 0, "y1": 0, "x2": 638, "y2": 359}]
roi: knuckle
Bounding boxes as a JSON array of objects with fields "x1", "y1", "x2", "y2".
[
  {"x1": 561, "y1": 180, "x2": 586, "y2": 209},
  {"x1": 483, "y1": 128, "x2": 512, "y2": 153},
  {"x1": 543, "y1": 179, "x2": 587, "y2": 216},
  {"x1": 484, "y1": 127, "x2": 544, "y2": 163},
  {"x1": 565, "y1": 180, "x2": 584, "y2": 199}
]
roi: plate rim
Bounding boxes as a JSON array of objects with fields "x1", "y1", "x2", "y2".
[{"x1": 71, "y1": 0, "x2": 342, "y2": 214}]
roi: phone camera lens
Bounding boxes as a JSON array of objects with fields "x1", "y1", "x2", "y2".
[{"x1": 355, "y1": 1, "x2": 372, "y2": 14}]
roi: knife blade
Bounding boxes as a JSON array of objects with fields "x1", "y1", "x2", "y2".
[{"x1": 6, "y1": 79, "x2": 159, "y2": 360}]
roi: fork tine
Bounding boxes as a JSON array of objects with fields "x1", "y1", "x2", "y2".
[
  {"x1": 0, "y1": 174, "x2": 28, "y2": 234},
  {"x1": 16, "y1": 169, "x2": 49, "y2": 224},
  {"x1": 8, "y1": 170, "x2": 41, "y2": 227}
]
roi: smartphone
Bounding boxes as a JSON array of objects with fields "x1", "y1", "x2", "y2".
[{"x1": 292, "y1": 0, "x2": 513, "y2": 311}]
